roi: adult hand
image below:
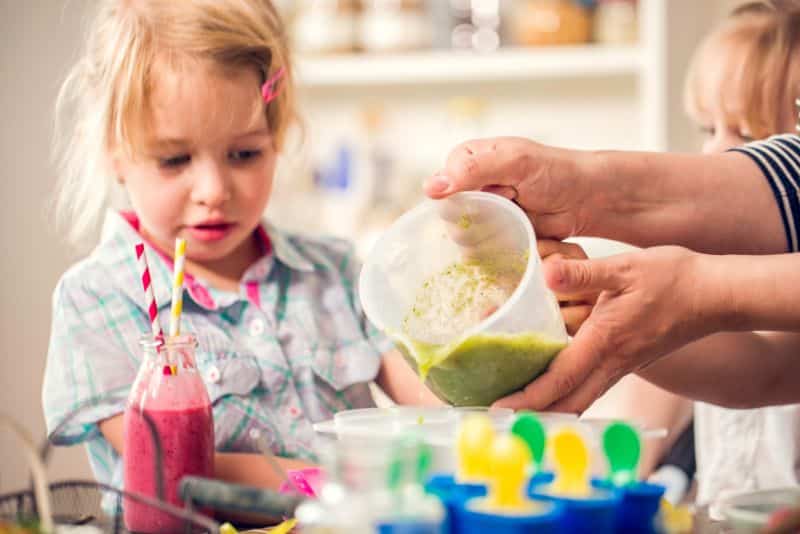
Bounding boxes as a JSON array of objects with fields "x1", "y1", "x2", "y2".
[
  {"x1": 424, "y1": 137, "x2": 786, "y2": 254},
  {"x1": 493, "y1": 246, "x2": 724, "y2": 413},
  {"x1": 537, "y1": 239, "x2": 594, "y2": 336},
  {"x1": 425, "y1": 137, "x2": 596, "y2": 240}
]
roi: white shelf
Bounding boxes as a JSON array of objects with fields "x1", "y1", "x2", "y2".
[{"x1": 296, "y1": 45, "x2": 642, "y2": 87}]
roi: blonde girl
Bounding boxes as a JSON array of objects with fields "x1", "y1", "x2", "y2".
[{"x1": 43, "y1": 0, "x2": 436, "y2": 500}]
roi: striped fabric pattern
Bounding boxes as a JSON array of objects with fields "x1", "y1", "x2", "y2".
[
  {"x1": 43, "y1": 211, "x2": 393, "y2": 493},
  {"x1": 731, "y1": 134, "x2": 800, "y2": 252}
]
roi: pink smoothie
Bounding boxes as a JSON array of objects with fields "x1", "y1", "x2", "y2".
[{"x1": 123, "y1": 373, "x2": 214, "y2": 533}]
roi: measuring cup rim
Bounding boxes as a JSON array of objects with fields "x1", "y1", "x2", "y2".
[{"x1": 358, "y1": 190, "x2": 537, "y2": 345}]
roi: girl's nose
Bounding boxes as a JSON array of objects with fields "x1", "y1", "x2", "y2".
[{"x1": 190, "y1": 160, "x2": 231, "y2": 208}]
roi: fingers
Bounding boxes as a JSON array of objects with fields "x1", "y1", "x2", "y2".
[
  {"x1": 435, "y1": 191, "x2": 521, "y2": 258},
  {"x1": 541, "y1": 246, "x2": 597, "y2": 306},
  {"x1": 561, "y1": 304, "x2": 592, "y2": 336},
  {"x1": 546, "y1": 369, "x2": 617, "y2": 414},
  {"x1": 538, "y1": 240, "x2": 588, "y2": 260},
  {"x1": 543, "y1": 256, "x2": 623, "y2": 299},
  {"x1": 481, "y1": 185, "x2": 518, "y2": 200},
  {"x1": 481, "y1": 305, "x2": 499, "y2": 320},
  {"x1": 424, "y1": 137, "x2": 534, "y2": 199},
  {"x1": 492, "y1": 319, "x2": 614, "y2": 410}
]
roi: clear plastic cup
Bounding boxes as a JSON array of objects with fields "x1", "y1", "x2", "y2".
[
  {"x1": 312, "y1": 406, "x2": 575, "y2": 473},
  {"x1": 720, "y1": 487, "x2": 800, "y2": 531},
  {"x1": 359, "y1": 191, "x2": 569, "y2": 406}
]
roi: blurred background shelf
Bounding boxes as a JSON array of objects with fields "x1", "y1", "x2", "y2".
[
  {"x1": 297, "y1": 45, "x2": 642, "y2": 87},
  {"x1": 269, "y1": 0, "x2": 728, "y2": 254}
]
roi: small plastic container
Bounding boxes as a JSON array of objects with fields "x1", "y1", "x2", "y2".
[
  {"x1": 314, "y1": 406, "x2": 518, "y2": 473},
  {"x1": 529, "y1": 476, "x2": 621, "y2": 534},
  {"x1": 359, "y1": 191, "x2": 569, "y2": 406},
  {"x1": 296, "y1": 436, "x2": 445, "y2": 533},
  {"x1": 314, "y1": 407, "x2": 576, "y2": 474},
  {"x1": 425, "y1": 474, "x2": 487, "y2": 534},
  {"x1": 529, "y1": 489, "x2": 620, "y2": 534},
  {"x1": 458, "y1": 497, "x2": 564, "y2": 534},
  {"x1": 720, "y1": 487, "x2": 800, "y2": 533},
  {"x1": 375, "y1": 520, "x2": 444, "y2": 534},
  {"x1": 593, "y1": 479, "x2": 665, "y2": 534}
]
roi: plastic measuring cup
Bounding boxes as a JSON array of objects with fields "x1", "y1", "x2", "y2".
[{"x1": 359, "y1": 191, "x2": 569, "y2": 406}]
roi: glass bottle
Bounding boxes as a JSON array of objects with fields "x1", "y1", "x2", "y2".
[{"x1": 123, "y1": 334, "x2": 214, "y2": 534}]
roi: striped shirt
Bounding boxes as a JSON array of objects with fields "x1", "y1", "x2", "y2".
[
  {"x1": 731, "y1": 134, "x2": 800, "y2": 252},
  {"x1": 43, "y1": 211, "x2": 393, "y2": 493}
]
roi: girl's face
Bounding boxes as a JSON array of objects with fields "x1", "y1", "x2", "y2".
[
  {"x1": 687, "y1": 57, "x2": 755, "y2": 155},
  {"x1": 694, "y1": 110, "x2": 754, "y2": 155},
  {"x1": 115, "y1": 60, "x2": 276, "y2": 274},
  {"x1": 687, "y1": 42, "x2": 796, "y2": 155}
]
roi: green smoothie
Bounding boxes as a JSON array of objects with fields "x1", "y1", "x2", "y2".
[
  {"x1": 396, "y1": 255, "x2": 566, "y2": 406},
  {"x1": 395, "y1": 332, "x2": 566, "y2": 407},
  {"x1": 401, "y1": 258, "x2": 526, "y2": 346}
]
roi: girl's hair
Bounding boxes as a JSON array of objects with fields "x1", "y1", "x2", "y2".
[
  {"x1": 54, "y1": 0, "x2": 296, "y2": 247},
  {"x1": 684, "y1": 0, "x2": 800, "y2": 139}
]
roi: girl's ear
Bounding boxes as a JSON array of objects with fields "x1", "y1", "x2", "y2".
[{"x1": 111, "y1": 153, "x2": 125, "y2": 184}]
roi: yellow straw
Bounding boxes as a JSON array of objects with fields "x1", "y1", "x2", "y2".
[{"x1": 169, "y1": 238, "x2": 187, "y2": 338}]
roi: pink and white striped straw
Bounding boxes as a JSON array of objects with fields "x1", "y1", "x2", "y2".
[{"x1": 135, "y1": 243, "x2": 164, "y2": 344}]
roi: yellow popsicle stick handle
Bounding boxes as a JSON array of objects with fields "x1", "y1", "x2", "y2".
[
  {"x1": 486, "y1": 434, "x2": 531, "y2": 510},
  {"x1": 551, "y1": 429, "x2": 591, "y2": 497},
  {"x1": 457, "y1": 415, "x2": 495, "y2": 481}
]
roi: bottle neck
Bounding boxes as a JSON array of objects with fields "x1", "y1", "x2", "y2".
[{"x1": 140, "y1": 334, "x2": 199, "y2": 371}]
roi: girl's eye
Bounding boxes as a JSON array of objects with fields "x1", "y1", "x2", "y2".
[
  {"x1": 229, "y1": 149, "x2": 262, "y2": 162},
  {"x1": 700, "y1": 125, "x2": 715, "y2": 136},
  {"x1": 740, "y1": 132, "x2": 755, "y2": 143},
  {"x1": 159, "y1": 154, "x2": 191, "y2": 168}
]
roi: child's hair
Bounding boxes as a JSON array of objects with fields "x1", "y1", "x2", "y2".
[
  {"x1": 54, "y1": 0, "x2": 296, "y2": 247},
  {"x1": 684, "y1": 0, "x2": 800, "y2": 139}
]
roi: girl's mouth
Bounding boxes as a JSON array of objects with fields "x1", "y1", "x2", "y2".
[{"x1": 188, "y1": 222, "x2": 236, "y2": 242}]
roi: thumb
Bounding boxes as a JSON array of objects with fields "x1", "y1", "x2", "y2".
[{"x1": 543, "y1": 257, "x2": 622, "y2": 298}]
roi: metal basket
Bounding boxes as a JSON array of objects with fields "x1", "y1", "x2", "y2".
[
  {"x1": 1, "y1": 397, "x2": 304, "y2": 533},
  {"x1": 0, "y1": 479, "x2": 219, "y2": 533},
  {"x1": 0, "y1": 411, "x2": 219, "y2": 533}
]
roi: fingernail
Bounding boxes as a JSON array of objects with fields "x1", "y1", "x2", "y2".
[{"x1": 426, "y1": 175, "x2": 450, "y2": 194}]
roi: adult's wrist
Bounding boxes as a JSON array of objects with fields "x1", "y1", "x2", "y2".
[
  {"x1": 687, "y1": 252, "x2": 742, "y2": 334},
  {"x1": 575, "y1": 150, "x2": 786, "y2": 254},
  {"x1": 576, "y1": 149, "x2": 679, "y2": 244},
  {"x1": 695, "y1": 252, "x2": 800, "y2": 333}
]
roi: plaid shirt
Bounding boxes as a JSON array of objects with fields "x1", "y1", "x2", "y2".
[{"x1": 43, "y1": 211, "x2": 392, "y2": 491}]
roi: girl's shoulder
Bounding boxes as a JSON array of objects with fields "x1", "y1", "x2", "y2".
[
  {"x1": 265, "y1": 223, "x2": 360, "y2": 275},
  {"x1": 53, "y1": 234, "x2": 150, "y2": 311}
]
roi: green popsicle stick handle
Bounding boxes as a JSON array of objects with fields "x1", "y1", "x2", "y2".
[
  {"x1": 511, "y1": 412, "x2": 546, "y2": 469},
  {"x1": 387, "y1": 433, "x2": 433, "y2": 491},
  {"x1": 602, "y1": 421, "x2": 641, "y2": 487}
]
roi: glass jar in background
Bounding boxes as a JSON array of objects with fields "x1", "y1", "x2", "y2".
[
  {"x1": 445, "y1": 0, "x2": 474, "y2": 50},
  {"x1": 441, "y1": 0, "x2": 503, "y2": 52},
  {"x1": 359, "y1": 0, "x2": 432, "y2": 53},
  {"x1": 510, "y1": 0, "x2": 592, "y2": 46},
  {"x1": 123, "y1": 334, "x2": 214, "y2": 534},
  {"x1": 593, "y1": 0, "x2": 638, "y2": 45},
  {"x1": 292, "y1": 0, "x2": 360, "y2": 55}
]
